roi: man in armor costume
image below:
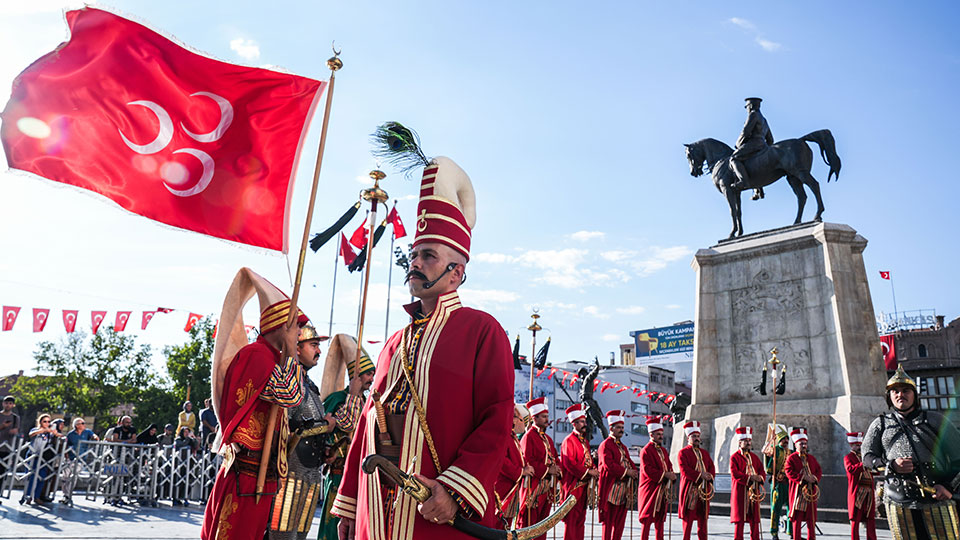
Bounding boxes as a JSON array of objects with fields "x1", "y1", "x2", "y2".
[
  {"x1": 862, "y1": 364, "x2": 960, "y2": 540},
  {"x1": 730, "y1": 427, "x2": 765, "y2": 540},
  {"x1": 784, "y1": 428, "x2": 822, "y2": 540},
  {"x1": 843, "y1": 432, "x2": 877, "y2": 540},
  {"x1": 678, "y1": 420, "x2": 714, "y2": 540},
  {"x1": 267, "y1": 324, "x2": 330, "y2": 540},
  {"x1": 598, "y1": 410, "x2": 637, "y2": 540},
  {"x1": 202, "y1": 268, "x2": 308, "y2": 540},
  {"x1": 559, "y1": 403, "x2": 599, "y2": 540},
  {"x1": 317, "y1": 336, "x2": 375, "y2": 540},
  {"x1": 764, "y1": 427, "x2": 790, "y2": 540}
]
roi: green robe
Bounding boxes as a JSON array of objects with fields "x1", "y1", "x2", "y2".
[{"x1": 318, "y1": 388, "x2": 349, "y2": 540}]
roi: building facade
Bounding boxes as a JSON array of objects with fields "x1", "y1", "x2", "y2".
[{"x1": 884, "y1": 315, "x2": 960, "y2": 426}]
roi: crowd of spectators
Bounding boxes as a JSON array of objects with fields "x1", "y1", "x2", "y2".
[{"x1": 0, "y1": 393, "x2": 221, "y2": 507}]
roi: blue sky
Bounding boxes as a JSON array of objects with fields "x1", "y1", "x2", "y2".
[{"x1": 1, "y1": 1, "x2": 958, "y2": 380}]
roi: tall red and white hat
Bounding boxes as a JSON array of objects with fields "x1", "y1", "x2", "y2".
[
  {"x1": 683, "y1": 420, "x2": 701, "y2": 437},
  {"x1": 790, "y1": 427, "x2": 808, "y2": 445},
  {"x1": 606, "y1": 410, "x2": 625, "y2": 427},
  {"x1": 413, "y1": 157, "x2": 476, "y2": 261},
  {"x1": 645, "y1": 416, "x2": 663, "y2": 433},
  {"x1": 526, "y1": 397, "x2": 548, "y2": 417},
  {"x1": 565, "y1": 403, "x2": 586, "y2": 423},
  {"x1": 846, "y1": 432, "x2": 864, "y2": 444},
  {"x1": 734, "y1": 426, "x2": 753, "y2": 442}
]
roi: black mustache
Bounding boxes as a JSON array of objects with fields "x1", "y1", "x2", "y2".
[{"x1": 404, "y1": 270, "x2": 427, "y2": 284}]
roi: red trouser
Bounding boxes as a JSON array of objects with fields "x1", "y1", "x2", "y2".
[
  {"x1": 562, "y1": 492, "x2": 587, "y2": 540},
  {"x1": 640, "y1": 517, "x2": 665, "y2": 540},
  {"x1": 601, "y1": 504, "x2": 628, "y2": 540},
  {"x1": 851, "y1": 517, "x2": 877, "y2": 540},
  {"x1": 682, "y1": 515, "x2": 708, "y2": 540},
  {"x1": 734, "y1": 521, "x2": 761, "y2": 540},
  {"x1": 792, "y1": 512, "x2": 816, "y2": 540},
  {"x1": 517, "y1": 498, "x2": 551, "y2": 540}
]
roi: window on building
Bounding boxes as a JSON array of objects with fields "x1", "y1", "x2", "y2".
[
  {"x1": 919, "y1": 376, "x2": 956, "y2": 411},
  {"x1": 918, "y1": 344, "x2": 927, "y2": 358},
  {"x1": 556, "y1": 399, "x2": 573, "y2": 409},
  {"x1": 651, "y1": 373, "x2": 660, "y2": 383},
  {"x1": 631, "y1": 423, "x2": 647, "y2": 436},
  {"x1": 631, "y1": 402, "x2": 649, "y2": 414}
]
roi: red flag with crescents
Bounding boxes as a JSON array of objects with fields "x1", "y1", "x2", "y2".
[
  {"x1": 879, "y1": 271, "x2": 891, "y2": 280},
  {"x1": 387, "y1": 205, "x2": 407, "y2": 239},
  {"x1": 0, "y1": 8, "x2": 324, "y2": 252},
  {"x1": 141, "y1": 311, "x2": 156, "y2": 330},
  {"x1": 115, "y1": 311, "x2": 131, "y2": 331},
  {"x1": 62, "y1": 310, "x2": 78, "y2": 333},
  {"x1": 185, "y1": 312, "x2": 202, "y2": 332},
  {"x1": 33, "y1": 308, "x2": 50, "y2": 332},
  {"x1": 880, "y1": 334, "x2": 897, "y2": 370},
  {"x1": 2, "y1": 307, "x2": 20, "y2": 331},
  {"x1": 349, "y1": 218, "x2": 369, "y2": 250},
  {"x1": 91, "y1": 310, "x2": 107, "y2": 334}
]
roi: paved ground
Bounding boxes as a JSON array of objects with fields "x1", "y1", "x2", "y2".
[{"x1": 0, "y1": 496, "x2": 893, "y2": 539}]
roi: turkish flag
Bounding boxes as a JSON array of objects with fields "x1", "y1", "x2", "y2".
[
  {"x1": 141, "y1": 311, "x2": 156, "y2": 330},
  {"x1": 156, "y1": 307, "x2": 174, "y2": 313},
  {"x1": 879, "y1": 271, "x2": 891, "y2": 280},
  {"x1": 339, "y1": 232, "x2": 357, "y2": 266},
  {"x1": 387, "y1": 205, "x2": 407, "y2": 239},
  {"x1": 115, "y1": 311, "x2": 132, "y2": 331},
  {"x1": 1, "y1": 8, "x2": 324, "y2": 251},
  {"x1": 881, "y1": 334, "x2": 897, "y2": 370},
  {"x1": 63, "y1": 310, "x2": 79, "y2": 333},
  {"x1": 2, "y1": 307, "x2": 20, "y2": 331},
  {"x1": 349, "y1": 218, "x2": 369, "y2": 250},
  {"x1": 91, "y1": 311, "x2": 107, "y2": 334},
  {"x1": 185, "y1": 312, "x2": 203, "y2": 332},
  {"x1": 33, "y1": 308, "x2": 50, "y2": 332}
]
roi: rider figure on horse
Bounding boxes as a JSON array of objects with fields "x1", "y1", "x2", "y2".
[{"x1": 731, "y1": 97, "x2": 774, "y2": 198}]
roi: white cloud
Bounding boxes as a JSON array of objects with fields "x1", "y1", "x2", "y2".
[
  {"x1": 230, "y1": 38, "x2": 261, "y2": 60},
  {"x1": 474, "y1": 252, "x2": 513, "y2": 264},
  {"x1": 583, "y1": 305, "x2": 609, "y2": 319},
  {"x1": 568, "y1": 231, "x2": 605, "y2": 242},
  {"x1": 524, "y1": 300, "x2": 577, "y2": 311},
  {"x1": 458, "y1": 287, "x2": 519, "y2": 310},
  {"x1": 602, "y1": 334, "x2": 622, "y2": 342},
  {"x1": 729, "y1": 17, "x2": 756, "y2": 31},
  {"x1": 665, "y1": 304, "x2": 682, "y2": 310},
  {"x1": 616, "y1": 306, "x2": 646, "y2": 315},
  {"x1": 756, "y1": 37, "x2": 782, "y2": 52}
]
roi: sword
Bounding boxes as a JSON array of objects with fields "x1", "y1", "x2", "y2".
[{"x1": 362, "y1": 454, "x2": 577, "y2": 540}]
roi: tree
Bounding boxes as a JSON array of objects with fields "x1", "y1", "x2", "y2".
[
  {"x1": 163, "y1": 317, "x2": 215, "y2": 408},
  {"x1": 13, "y1": 326, "x2": 157, "y2": 432}
]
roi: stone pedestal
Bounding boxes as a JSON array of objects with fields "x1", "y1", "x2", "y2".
[{"x1": 671, "y1": 222, "x2": 887, "y2": 474}]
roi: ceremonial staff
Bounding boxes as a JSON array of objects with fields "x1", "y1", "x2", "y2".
[
  {"x1": 255, "y1": 47, "x2": 342, "y2": 502},
  {"x1": 354, "y1": 170, "x2": 389, "y2": 372},
  {"x1": 528, "y1": 311, "x2": 541, "y2": 401},
  {"x1": 768, "y1": 347, "x2": 782, "y2": 507}
]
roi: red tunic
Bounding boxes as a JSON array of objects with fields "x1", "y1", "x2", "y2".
[
  {"x1": 518, "y1": 425, "x2": 559, "y2": 510},
  {"x1": 495, "y1": 435, "x2": 524, "y2": 518},
  {"x1": 637, "y1": 441, "x2": 673, "y2": 522},
  {"x1": 784, "y1": 451, "x2": 822, "y2": 521},
  {"x1": 598, "y1": 436, "x2": 636, "y2": 523},
  {"x1": 729, "y1": 450, "x2": 765, "y2": 523},
  {"x1": 202, "y1": 337, "x2": 301, "y2": 540},
  {"x1": 559, "y1": 432, "x2": 594, "y2": 535},
  {"x1": 844, "y1": 452, "x2": 876, "y2": 521},
  {"x1": 677, "y1": 445, "x2": 715, "y2": 521},
  {"x1": 331, "y1": 291, "x2": 515, "y2": 540}
]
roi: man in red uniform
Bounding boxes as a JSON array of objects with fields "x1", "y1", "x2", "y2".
[
  {"x1": 559, "y1": 403, "x2": 599, "y2": 540},
  {"x1": 784, "y1": 428, "x2": 822, "y2": 540},
  {"x1": 495, "y1": 403, "x2": 532, "y2": 529},
  {"x1": 843, "y1": 432, "x2": 876, "y2": 540},
  {"x1": 202, "y1": 268, "x2": 309, "y2": 540},
  {"x1": 678, "y1": 420, "x2": 714, "y2": 540},
  {"x1": 517, "y1": 396, "x2": 561, "y2": 540},
  {"x1": 331, "y1": 155, "x2": 515, "y2": 540},
  {"x1": 730, "y1": 426, "x2": 765, "y2": 540},
  {"x1": 598, "y1": 410, "x2": 638, "y2": 540},
  {"x1": 637, "y1": 416, "x2": 676, "y2": 540}
]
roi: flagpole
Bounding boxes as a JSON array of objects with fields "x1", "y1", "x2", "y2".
[
  {"x1": 256, "y1": 50, "x2": 342, "y2": 503},
  {"x1": 384, "y1": 211, "x2": 397, "y2": 343},
  {"x1": 354, "y1": 170, "x2": 389, "y2": 377},
  {"x1": 528, "y1": 312, "x2": 541, "y2": 401},
  {"x1": 890, "y1": 274, "x2": 899, "y2": 322},
  {"x1": 329, "y1": 235, "x2": 340, "y2": 338}
]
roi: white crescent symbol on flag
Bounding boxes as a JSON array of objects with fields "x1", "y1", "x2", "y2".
[
  {"x1": 119, "y1": 314, "x2": 128, "y2": 323},
  {"x1": 37, "y1": 312, "x2": 46, "y2": 322},
  {"x1": 66, "y1": 313, "x2": 75, "y2": 323},
  {"x1": 146, "y1": 313, "x2": 153, "y2": 322},
  {"x1": 881, "y1": 341, "x2": 890, "y2": 355},
  {"x1": 181, "y1": 92, "x2": 233, "y2": 143},
  {"x1": 190, "y1": 316, "x2": 199, "y2": 324},
  {"x1": 164, "y1": 148, "x2": 215, "y2": 197},
  {"x1": 118, "y1": 100, "x2": 174, "y2": 155},
  {"x1": 94, "y1": 315, "x2": 103, "y2": 324}
]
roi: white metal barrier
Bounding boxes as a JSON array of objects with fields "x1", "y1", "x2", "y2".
[{"x1": 0, "y1": 438, "x2": 221, "y2": 504}]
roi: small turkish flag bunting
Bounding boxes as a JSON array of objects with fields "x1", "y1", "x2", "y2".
[
  {"x1": 115, "y1": 311, "x2": 131, "y2": 331},
  {"x1": 142, "y1": 311, "x2": 156, "y2": 330},
  {"x1": 91, "y1": 311, "x2": 107, "y2": 334},
  {"x1": 157, "y1": 307, "x2": 174, "y2": 313},
  {"x1": 63, "y1": 310, "x2": 78, "y2": 333},
  {"x1": 32, "y1": 308, "x2": 50, "y2": 332},
  {"x1": 184, "y1": 312, "x2": 202, "y2": 332},
  {"x1": 3, "y1": 306, "x2": 21, "y2": 331}
]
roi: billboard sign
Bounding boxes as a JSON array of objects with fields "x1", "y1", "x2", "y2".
[{"x1": 630, "y1": 323, "x2": 694, "y2": 360}]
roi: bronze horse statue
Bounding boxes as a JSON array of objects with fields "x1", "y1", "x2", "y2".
[{"x1": 684, "y1": 130, "x2": 841, "y2": 239}]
